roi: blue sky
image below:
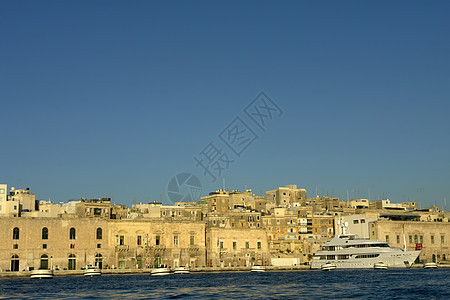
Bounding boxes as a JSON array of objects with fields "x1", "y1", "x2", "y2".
[{"x1": 1, "y1": 1, "x2": 449, "y2": 209}]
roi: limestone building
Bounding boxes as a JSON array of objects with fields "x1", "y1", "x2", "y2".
[
  {"x1": 0, "y1": 217, "x2": 206, "y2": 272},
  {"x1": 369, "y1": 220, "x2": 449, "y2": 263},
  {"x1": 266, "y1": 185, "x2": 307, "y2": 207},
  {"x1": 206, "y1": 227, "x2": 270, "y2": 267}
]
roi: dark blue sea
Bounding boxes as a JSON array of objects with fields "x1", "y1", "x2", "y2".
[{"x1": 0, "y1": 269, "x2": 449, "y2": 299}]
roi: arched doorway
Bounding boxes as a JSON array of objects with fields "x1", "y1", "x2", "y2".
[
  {"x1": 68, "y1": 254, "x2": 76, "y2": 270},
  {"x1": 40, "y1": 254, "x2": 49, "y2": 269},
  {"x1": 10, "y1": 255, "x2": 19, "y2": 271},
  {"x1": 95, "y1": 254, "x2": 103, "y2": 269},
  {"x1": 154, "y1": 255, "x2": 161, "y2": 267}
]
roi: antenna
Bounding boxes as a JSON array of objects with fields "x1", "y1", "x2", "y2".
[{"x1": 222, "y1": 178, "x2": 225, "y2": 191}]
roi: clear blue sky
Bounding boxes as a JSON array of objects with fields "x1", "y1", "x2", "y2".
[{"x1": 1, "y1": 1, "x2": 449, "y2": 209}]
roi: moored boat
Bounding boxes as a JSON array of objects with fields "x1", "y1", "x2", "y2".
[
  {"x1": 173, "y1": 266, "x2": 190, "y2": 274},
  {"x1": 311, "y1": 234, "x2": 421, "y2": 269},
  {"x1": 423, "y1": 262, "x2": 438, "y2": 269},
  {"x1": 321, "y1": 263, "x2": 337, "y2": 271},
  {"x1": 151, "y1": 267, "x2": 171, "y2": 276},
  {"x1": 374, "y1": 262, "x2": 388, "y2": 270},
  {"x1": 250, "y1": 265, "x2": 266, "y2": 272},
  {"x1": 30, "y1": 269, "x2": 54, "y2": 279},
  {"x1": 83, "y1": 265, "x2": 101, "y2": 276}
]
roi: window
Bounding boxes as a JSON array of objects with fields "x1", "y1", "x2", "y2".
[
  {"x1": 97, "y1": 244, "x2": 101, "y2": 248},
  {"x1": 174, "y1": 236, "x2": 178, "y2": 247},
  {"x1": 441, "y1": 236, "x2": 445, "y2": 244},
  {"x1": 414, "y1": 235, "x2": 418, "y2": 243},
  {"x1": 137, "y1": 235, "x2": 142, "y2": 246},
  {"x1": 70, "y1": 243, "x2": 75, "y2": 249},
  {"x1": 233, "y1": 241, "x2": 237, "y2": 250},
  {"x1": 70, "y1": 228, "x2": 76, "y2": 240},
  {"x1": 96, "y1": 228, "x2": 102, "y2": 240},
  {"x1": 257, "y1": 241, "x2": 261, "y2": 249},
  {"x1": 43, "y1": 244, "x2": 47, "y2": 249},
  {"x1": 385, "y1": 235, "x2": 389, "y2": 243},
  {"x1": 397, "y1": 235, "x2": 400, "y2": 244},
  {"x1": 190, "y1": 235, "x2": 195, "y2": 246},
  {"x1": 156, "y1": 235, "x2": 160, "y2": 246},
  {"x1": 420, "y1": 236, "x2": 423, "y2": 243},
  {"x1": 68, "y1": 254, "x2": 76, "y2": 270},
  {"x1": 220, "y1": 241, "x2": 223, "y2": 249},
  {"x1": 353, "y1": 220, "x2": 359, "y2": 224},
  {"x1": 409, "y1": 235, "x2": 412, "y2": 244},
  {"x1": 431, "y1": 235, "x2": 435, "y2": 244},
  {"x1": 42, "y1": 227, "x2": 48, "y2": 240},
  {"x1": 13, "y1": 244, "x2": 18, "y2": 249},
  {"x1": 119, "y1": 235, "x2": 124, "y2": 245},
  {"x1": 245, "y1": 241, "x2": 249, "y2": 249},
  {"x1": 13, "y1": 227, "x2": 19, "y2": 240},
  {"x1": 360, "y1": 219, "x2": 365, "y2": 224}
]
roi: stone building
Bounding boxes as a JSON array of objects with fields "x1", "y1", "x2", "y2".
[
  {"x1": 0, "y1": 217, "x2": 111, "y2": 272},
  {"x1": 369, "y1": 220, "x2": 450, "y2": 263},
  {"x1": 266, "y1": 185, "x2": 307, "y2": 207},
  {"x1": 110, "y1": 219, "x2": 206, "y2": 269},
  {"x1": 8, "y1": 187, "x2": 37, "y2": 213},
  {"x1": 0, "y1": 217, "x2": 206, "y2": 272},
  {"x1": 206, "y1": 227, "x2": 270, "y2": 267},
  {"x1": 0, "y1": 183, "x2": 19, "y2": 217}
]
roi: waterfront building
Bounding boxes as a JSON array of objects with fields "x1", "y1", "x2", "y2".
[
  {"x1": 369, "y1": 219, "x2": 450, "y2": 263},
  {"x1": 206, "y1": 227, "x2": 270, "y2": 267},
  {"x1": 0, "y1": 217, "x2": 206, "y2": 272}
]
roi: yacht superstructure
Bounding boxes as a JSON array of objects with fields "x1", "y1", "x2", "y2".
[{"x1": 311, "y1": 234, "x2": 421, "y2": 269}]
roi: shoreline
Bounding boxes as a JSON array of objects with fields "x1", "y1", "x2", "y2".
[{"x1": 0, "y1": 264, "x2": 448, "y2": 279}]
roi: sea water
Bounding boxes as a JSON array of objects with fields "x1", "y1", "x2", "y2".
[{"x1": 0, "y1": 269, "x2": 449, "y2": 299}]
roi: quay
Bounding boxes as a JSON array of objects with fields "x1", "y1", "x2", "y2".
[
  {"x1": 0, "y1": 265, "x2": 310, "y2": 278},
  {"x1": 1, "y1": 264, "x2": 449, "y2": 279}
]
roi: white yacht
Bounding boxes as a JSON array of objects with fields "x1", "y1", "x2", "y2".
[
  {"x1": 250, "y1": 265, "x2": 266, "y2": 272},
  {"x1": 423, "y1": 262, "x2": 438, "y2": 269},
  {"x1": 321, "y1": 263, "x2": 337, "y2": 271},
  {"x1": 83, "y1": 265, "x2": 101, "y2": 276},
  {"x1": 30, "y1": 269, "x2": 54, "y2": 279},
  {"x1": 311, "y1": 234, "x2": 421, "y2": 269},
  {"x1": 151, "y1": 267, "x2": 171, "y2": 276},
  {"x1": 173, "y1": 266, "x2": 190, "y2": 274}
]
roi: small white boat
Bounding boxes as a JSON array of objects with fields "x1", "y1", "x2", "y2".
[
  {"x1": 84, "y1": 265, "x2": 101, "y2": 276},
  {"x1": 250, "y1": 265, "x2": 266, "y2": 272},
  {"x1": 321, "y1": 263, "x2": 337, "y2": 271},
  {"x1": 151, "y1": 267, "x2": 171, "y2": 276},
  {"x1": 374, "y1": 262, "x2": 388, "y2": 270},
  {"x1": 423, "y1": 262, "x2": 438, "y2": 269},
  {"x1": 30, "y1": 269, "x2": 54, "y2": 279},
  {"x1": 173, "y1": 266, "x2": 190, "y2": 274}
]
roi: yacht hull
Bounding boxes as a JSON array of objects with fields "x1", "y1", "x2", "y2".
[{"x1": 311, "y1": 251, "x2": 420, "y2": 269}]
